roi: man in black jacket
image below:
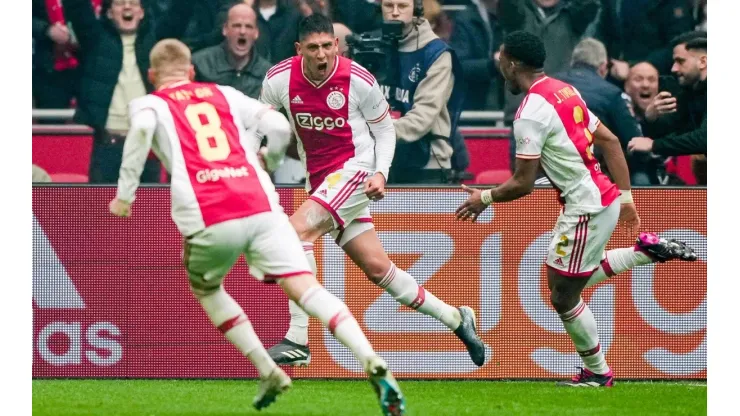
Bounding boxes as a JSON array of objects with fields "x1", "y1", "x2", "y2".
[
  {"x1": 628, "y1": 32, "x2": 707, "y2": 159},
  {"x1": 449, "y1": 0, "x2": 504, "y2": 110},
  {"x1": 63, "y1": 0, "x2": 193, "y2": 183}
]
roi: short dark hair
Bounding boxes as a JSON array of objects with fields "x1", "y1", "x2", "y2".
[
  {"x1": 671, "y1": 30, "x2": 707, "y2": 49},
  {"x1": 684, "y1": 38, "x2": 707, "y2": 52},
  {"x1": 502, "y1": 31, "x2": 546, "y2": 69},
  {"x1": 298, "y1": 13, "x2": 334, "y2": 41}
]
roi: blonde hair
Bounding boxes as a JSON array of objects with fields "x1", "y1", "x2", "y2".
[{"x1": 149, "y1": 39, "x2": 192, "y2": 74}]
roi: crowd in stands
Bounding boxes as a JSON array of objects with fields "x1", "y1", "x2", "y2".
[{"x1": 32, "y1": 0, "x2": 708, "y2": 185}]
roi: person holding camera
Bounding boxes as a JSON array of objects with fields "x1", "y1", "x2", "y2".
[
  {"x1": 379, "y1": 0, "x2": 465, "y2": 184},
  {"x1": 627, "y1": 31, "x2": 707, "y2": 183}
]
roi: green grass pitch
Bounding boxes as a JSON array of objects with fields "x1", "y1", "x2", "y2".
[{"x1": 33, "y1": 379, "x2": 706, "y2": 416}]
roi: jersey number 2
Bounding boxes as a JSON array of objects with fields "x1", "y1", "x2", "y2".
[
  {"x1": 185, "y1": 102, "x2": 230, "y2": 162},
  {"x1": 573, "y1": 106, "x2": 594, "y2": 160}
]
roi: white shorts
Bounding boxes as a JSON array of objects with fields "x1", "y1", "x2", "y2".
[
  {"x1": 308, "y1": 169, "x2": 375, "y2": 247},
  {"x1": 546, "y1": 199, "x2": 620, "y2": 278},
  {"x1": 183, "y1": 212, "x2": 312, "y2": 295}
]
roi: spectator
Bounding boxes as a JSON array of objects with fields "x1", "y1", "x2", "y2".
[
  {"x1": 591, "y1": 0, "x2": 694, "y2": 82},
  {"x1": 297, "y1": 0, "x2": 383, "y2": 34},
  {"x1": 32, "y1": 0, "x2": 102, "y2": 121},
  {"x1": 176, "y1": 1, "x2": 273, "y2": 60},
  {"x1": 333, "y1": 22, "x2": 352, "y2": 57},
  {"x1": 255, "y1": 0, "x2": 302, "y2": 62},
  {"x1": 63, "y1": 0, "x2": 192, "y2": 184},
  {"x1": 449, "y1": 0, "x2": 504, "y2": 110},
  {"x1": 624, "y1": 62, "x2": 659, "y2": 124},
  {"x1": 553, "y1": 38, "x2": 647, "y2": 184},
  {"x1": 192, "y1": 2, "x2": 271, "y2": 99},
  {"x1": 622, "y1": 61, "x2": 669, "y2": 184},
  {"x1": 628, "y1": 32, "x2": 707, "y2": 182},
  {"x1": 498, "y1": 0, "x2": 599, "y2": 166},
  {"x1": 378, "y1": 0, "x2": 465, "y2": 184}
]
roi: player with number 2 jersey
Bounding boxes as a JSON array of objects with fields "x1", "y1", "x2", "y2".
[{"x1": 456, "y1": 31, "x2": 697, "y2": 388}]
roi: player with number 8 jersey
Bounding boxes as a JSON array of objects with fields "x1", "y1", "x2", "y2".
[{"x1": 109, "y1": 39, "x2": 408, "y2": 415}]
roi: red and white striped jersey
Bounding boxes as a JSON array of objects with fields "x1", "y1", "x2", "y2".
[
  {"x1": 123, "y1": 81, "x2": 282, "y2": 236},
  {"x1": 260, "y1": 55, "x2": 390, "y2": 192},
  {"x1": 514, "y1": 76, "x2": 620, "y2": 215}
]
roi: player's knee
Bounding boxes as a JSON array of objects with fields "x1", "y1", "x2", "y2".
[
  {"x1": 363, "y1": 259, "x2": 391, "y2": 284},
  {"x1": 187, "y1": 271, "x2": 221, "y2": 297},
  {"x1": 550, "y1": 290, "x2": 578, "y2": 315},
  {"x1": 290, "y1": 210, "x2": 332, "y2": 242},
  {"x1": 189, "y1": 280, "x2": 220, "y2": 297}
]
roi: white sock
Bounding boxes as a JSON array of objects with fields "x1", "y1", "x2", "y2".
[
  {"x1": 197, "y1": 287, "x2": 275, "y2": 377},
  {"x1": 586, "y1": 247, "x2": 654, "y2": 288},
  {"x1": 284, "y1": 242, "x2": 315, "y2": 346},
  {"x1": 378, "y1": 263, "x2": 461, "y2": 330},
  {"x1": 560, "y1": 299, "x2": 610, "y2": 375},
  {"x1": 299, "y1": 286, "x2": 375, "y2": 362}
]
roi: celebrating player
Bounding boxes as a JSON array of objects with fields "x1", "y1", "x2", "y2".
[
  {"x1": 108, "y1": 39, "x2": 406, "y2": 415},
  {"x1": 258, "y1": 13, "x2": 486, "y2": 368},
  {"x1": 456, "y1": 31, "x2": 697, "y2": 387}
]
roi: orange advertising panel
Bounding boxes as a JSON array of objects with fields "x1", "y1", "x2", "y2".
[{"x1": 294, "y1": 188, "x2": 706, "y2": 379}]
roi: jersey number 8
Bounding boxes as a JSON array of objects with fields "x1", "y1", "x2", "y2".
[{"x1": 185, "y1": 102, "x2": 231, "y2": 162}]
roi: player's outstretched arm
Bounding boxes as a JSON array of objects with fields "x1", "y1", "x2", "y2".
[
  {"x1": 593, "y1": 122, "x2": 641, "y2": 234},
  {"x1": 255, "y1": 108, "x2": 292, "y2": 172},
  {"x1": 455, "y1": 157, "x2": 540, "y2": 222},
  {"x1": 110, "y1": 108, "x2": 157, "y2": 217}
]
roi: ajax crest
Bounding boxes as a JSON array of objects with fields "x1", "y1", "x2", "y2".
[{"x1": 327, "y1": 91, "x2": 346, "y2": 110}]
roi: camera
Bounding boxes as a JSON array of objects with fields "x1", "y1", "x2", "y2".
[{"x1": 345, "y1": 21, "x2": 403, "y2": 87}]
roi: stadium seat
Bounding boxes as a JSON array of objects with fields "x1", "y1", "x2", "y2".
[
  {"x1": 475, "y1": 169, "x2": 512, "y2": 184},
  {"x1": 50, "y1": 173, "x2": 89, "y2": 183}
]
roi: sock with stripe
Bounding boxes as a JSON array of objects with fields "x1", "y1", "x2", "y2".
[
  {"x1": 559, "y1": 298, "x2": 610, "y2": 375},
  {"x1": 196, "y1": 286, "x2": 275, "y2": 377},
  {"x1": 585, "y1": 247, "x2": 654, "y2": 288},
  {"x1": 298, "y1": 286, "x2": 375, "y2": 362},
  {"x1": 284, "y1": 242, "x2": 315, "y2": 346},
  {"x1": 378, "y1": 263, "x2": 462, "y2": 330}
]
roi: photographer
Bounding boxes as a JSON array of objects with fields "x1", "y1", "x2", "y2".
[
  {"x1": 377, "y1": 0, "x2": 465, "y2": 184},
  {"x1": 627, "y1": 31, "x2": 707, "y2": 183}
]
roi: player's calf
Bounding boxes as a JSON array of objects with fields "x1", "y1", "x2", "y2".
[{"x1": 374, "y1": 263, "x2": 487, "y2": 367}]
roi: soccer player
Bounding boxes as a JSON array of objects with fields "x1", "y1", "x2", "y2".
[
  {"x1": 456, "y1": 31, "x2": 697, "y2": 387},
  {"x1": 258, "y1": 13, "x2": 486, "y2": 367},
  {"x1": 108, "y1": 39, "x2": 406, "y2": 415}
]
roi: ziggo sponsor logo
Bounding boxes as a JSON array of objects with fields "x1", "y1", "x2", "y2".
[{"x1": 295, "y1": 112, "x2": 346, "y2": 131}]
